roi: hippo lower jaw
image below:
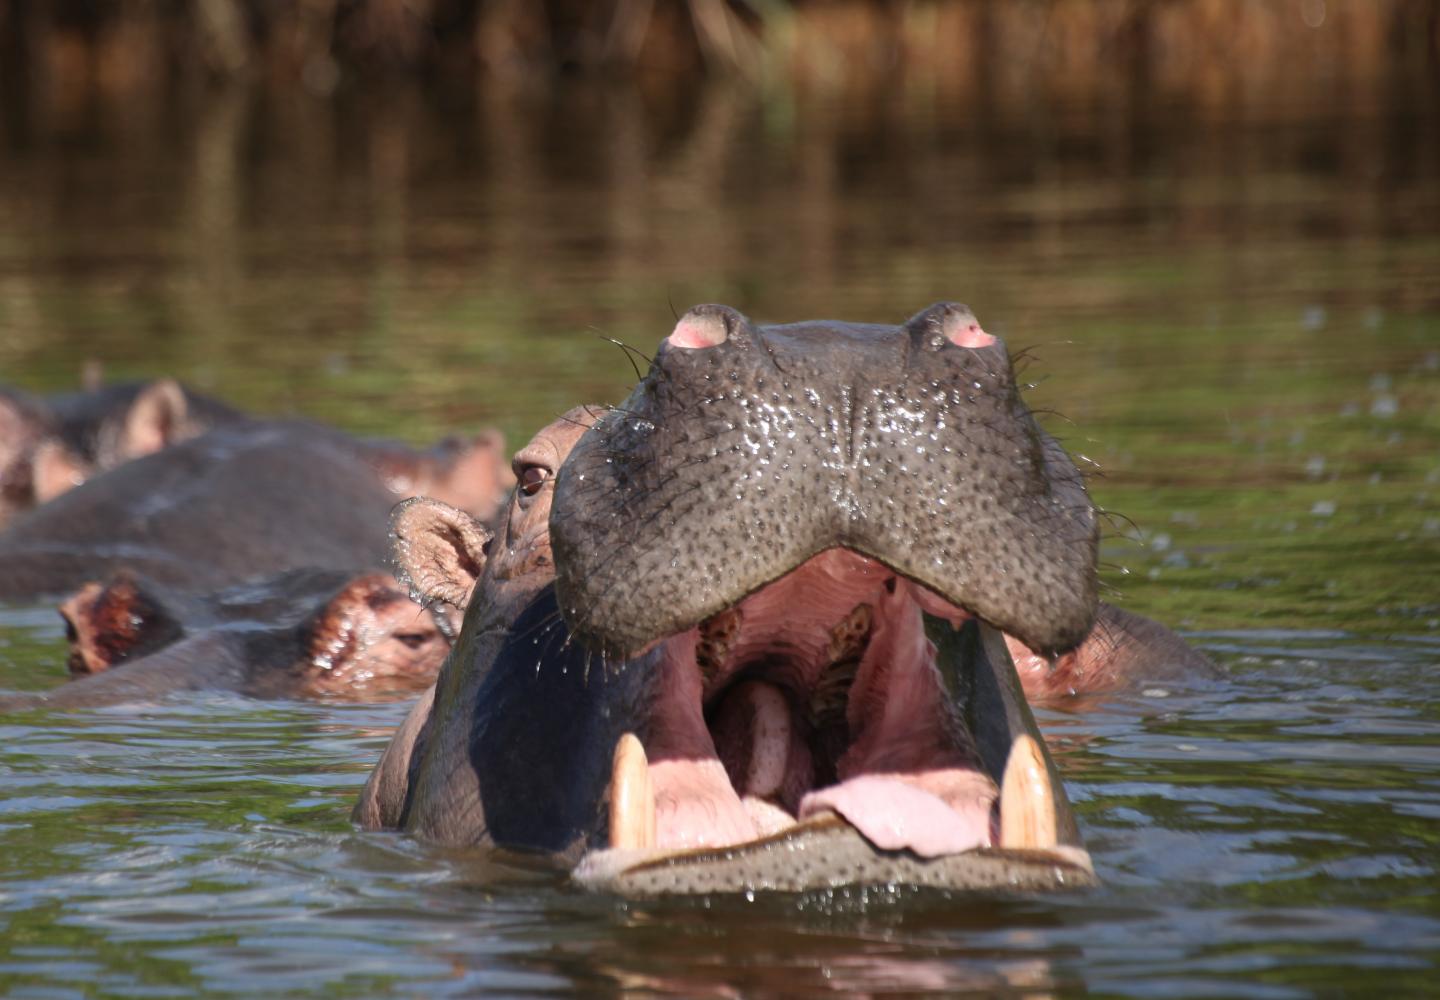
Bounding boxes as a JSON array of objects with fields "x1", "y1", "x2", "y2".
[
  {"x1": 570, "y1": 548, "x2": 1096, "y2": 896},
  {"x1": 574, "y1": 741, "x2": 1095, "y2": 897}
]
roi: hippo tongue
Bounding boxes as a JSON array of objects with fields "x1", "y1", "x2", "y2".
[{"x1": 798, "y1": 773, "x2": 994, "y2": 858}]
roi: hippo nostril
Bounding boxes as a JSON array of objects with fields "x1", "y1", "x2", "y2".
[
  {"x1": 666, "y1": 304, "x2": 747, "y2": 351},
  {"x1": 666, "y1": 314, "x2": 729, "y2": 350},
  {"x1": 938, "y1": 304, "x2": 995, "y2": 350},
  {"x1": 906, "y1": 302, "x2": 998, "y2": 351}
]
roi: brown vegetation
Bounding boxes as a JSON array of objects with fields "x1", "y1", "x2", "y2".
[{"x1": 0, "y1": 1, "x2": 1435, "y2": 111}]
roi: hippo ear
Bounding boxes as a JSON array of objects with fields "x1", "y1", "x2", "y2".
[
  {"x1": 119, "y1": 379, "x2": 189, "y2": 460},
  {"x1": 57, "y1": 570, "x2": 179, "y2": 675},
  {"x1": 390, "y1": 497, "x2": 492, "y2": 611},
  {"x1": 30, "y1": 440, "x2": 89, "y2": 503},
  {"x1": 427, "y1": 428, "x2": 515, "y2": 522}
]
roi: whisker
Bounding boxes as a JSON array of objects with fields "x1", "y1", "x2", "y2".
[{"x1": 586, "y1": 327, "x2": 654, "y2": 382}]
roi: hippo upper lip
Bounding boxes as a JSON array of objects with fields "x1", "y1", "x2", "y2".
[{"x1": 550, "y1": 304, "x2": 1099, "y2": 662}]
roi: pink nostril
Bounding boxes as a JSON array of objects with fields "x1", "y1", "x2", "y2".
[
  {"x1": 666, "y1": 314, "x2": 729, "y2": 350},
  {"x1": 941, "y1": 308, "x2": 996, "y2": 349}
]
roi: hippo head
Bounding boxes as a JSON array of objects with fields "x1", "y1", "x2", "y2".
[
  {"x1": 59, "y1": 570, "x2": 187, "y2": 676},
  {"x1": 532, "y1": 305, "x2": 1099, "y2": 894},
  {"x1": 57, "y1": 568, "x2": 451, "y2": 701},
  {"x1": 0, "y1": 390, "x2": 89, "y2": 525},
  {"x1": 293, "y1": 572, "x2": 453, "y2": 700},
  {"x1": 74, "y1": 379, "x2": 222, "y2": 469},
  {"x1": 552, "y1": 302, "x2": 1098, "y2": 660},
  {"x1": 365, "y1": 429, "x2": 516, "y2": 525}
]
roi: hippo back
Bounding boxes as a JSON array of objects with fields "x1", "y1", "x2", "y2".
[{"x1": 0, "y1": 421, "x2": 398, "y2": 602}]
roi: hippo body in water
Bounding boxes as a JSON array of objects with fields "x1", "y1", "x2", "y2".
[
  {"x1": 0, "y1": 380, "x2": 241, "y2": 527},
  {"x1": 0, "y1": 419, "x2": 512, "y2": 604},
  {"x1": 356, "y1": 303, "x2": 1214, "y2": 898},
  {"x1": 0, "y1": 567, "x2": 448, "y2": 711}
]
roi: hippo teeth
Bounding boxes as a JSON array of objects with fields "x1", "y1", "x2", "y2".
[
  {"x1": 825, "y1": 602, "x2": 873, "y2": 664},
  {"x1": 808, "y1": 602, "x2": 871, "y2": 734},
  {"x1": 711, "y1": 680, "x2": 792, "y2": 800},
  {"x1": 999, "y1": 733, "x2": 1057, "y2": 849},
  {"x1": 696, "y1": 607, "x2": 743, "y2": 687},
  {"x1": 608, "y1": 733, "x2": 656, "y2": 850}
]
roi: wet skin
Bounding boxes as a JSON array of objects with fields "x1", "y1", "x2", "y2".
[
  {"x1": 0, "y1": 568, "x2": 448, "y2": 711},
  {"x1": 356, "y1": 307, "x2": 1213, "y2": 896},
  {"x1": 0, "y1": 419, "x2": 513, "y2": 605}
]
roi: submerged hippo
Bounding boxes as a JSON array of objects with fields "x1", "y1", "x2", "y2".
[
  {"x1": 0, "y1": 380, "x2": 241, "y2": 526},
  {"x1": 358, "y1": 429, "x2": 514, "y2": 529},
  {"x1": 1, "y1": 386, "x2": 85, "y2": 526},
  {"x1": 356, "y1": 303, "x2": 1212, "y2": 897},
  {"x1": 0, "y1": 419, "x2": 512, "y2": 604},
  {"x1": 45, "y1": 379, "x2": 244, "y2": 471},
  {"x1": 0, "y1": 568, "x2": 447, "y2": 711}
]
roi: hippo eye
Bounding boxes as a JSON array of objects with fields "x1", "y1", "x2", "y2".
[
  {"x1": 518, "y1": 465, "x2": 551, "y2": 498},
  {"x1": 393, "y1": 631, "x2": 433, "y2": 650}
]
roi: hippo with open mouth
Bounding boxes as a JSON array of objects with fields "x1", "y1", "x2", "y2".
[{"x1": 357, "y1": 303, "x2": 1209, "y2": 896}]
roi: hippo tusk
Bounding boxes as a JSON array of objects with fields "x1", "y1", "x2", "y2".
[
  {"x1": 609, "y1": 732, "x2": 656, "y2": 850},
  {"x1": 999, "y1": 733, "x2": 1057, "y2": 849}
]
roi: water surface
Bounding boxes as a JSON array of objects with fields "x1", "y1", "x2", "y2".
[{"x1": 1, "y1": 82, "x2": 1437, "y2": 996}]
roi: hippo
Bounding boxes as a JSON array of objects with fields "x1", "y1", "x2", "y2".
[
  {"x1": 0, "y1": 567, "x2": 448, "y2": 711},
  {"x1": 358, "y1": 429, "x2": 514, "y2": 529},
  {"x1": 1005, "y1": 602, "x2": 1214, "y2": 698},
  {"x1": 44, "y1": 379, "x2": 244, "y2": 473},
  {"x1": 354, "y1": 303, "x2": 1212, "y2": 897},
  {"x1": 0, "y1": 380, "x2": 241, "y2": 526},
  {"x1": 0, "y1": 419, "x2": 512, "y2": 605},
  {"x1": 0, "y1": 386, "x2": 86, "y2": 526}
]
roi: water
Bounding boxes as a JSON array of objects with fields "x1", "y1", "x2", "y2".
[{"x1": 1, "y1": 80, "x2": 1438, "y2": 996}]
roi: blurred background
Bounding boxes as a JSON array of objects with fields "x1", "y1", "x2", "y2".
[{"x1": 2, "y1": 0, "x2": 1436, "y2": 630}]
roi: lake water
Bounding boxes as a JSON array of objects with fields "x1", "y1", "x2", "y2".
[{"x1": 1, "y1": 80, "x2": 1438, "y2": 996}]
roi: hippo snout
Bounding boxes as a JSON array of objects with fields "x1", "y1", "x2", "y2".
[{"x1": 550, "y1": 302, "x2": 1099, "y2": 660}]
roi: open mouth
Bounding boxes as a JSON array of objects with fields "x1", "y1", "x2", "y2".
[{"x1": 573, "y1": 548, "x2": 1095, "y2": 895}]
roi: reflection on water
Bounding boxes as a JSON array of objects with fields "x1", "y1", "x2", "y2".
[
  {"x1": 1, "y1": 73, "x2": 1438, "y2": 996},
  {"x1": 2, "y1": 615, "x2": 1435, "y2": 996},
  {"x1": 2, "y1": 78, "x2": 1436, "y2": 445}
]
